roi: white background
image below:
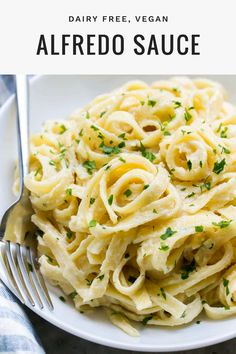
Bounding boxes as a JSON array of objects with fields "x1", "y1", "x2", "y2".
[{"x1": 0, "y1": 0, "x2": 235, "y2": 74}]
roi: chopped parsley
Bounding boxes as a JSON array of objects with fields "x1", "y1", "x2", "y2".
[
  {"x1": 185, "y1": 192, "x2": 195, "y2": 199},
  {"x1": 119, "y1": 157, "x2": 126, "y2": 163},
  {"x1": 86, "y1": 111, "x2": 90, "y2": 119},
  {"x1": 34, "y1": 167, "x2": 42, "y2": 177},
  {"x1": 220, "y1": 145, "x2": 231, "y2": 154},
  {"x1": 124, "y1": 189, "x2": 132, "y2": 197},
  {"x1": 99, "y1": 142, "x2": 120, "y2": 155},
  {"x1": 159, "y1": 243, "x2": 169, "y2": 251},
  {"x1": 83, "y1": 160, "x2": 96, "y2": 175},
  {"x1": 86, "y1": 278, "x2": 93, "y2": 286},
  {"x1": 187, "y1": 160, "x2": 192, "y2": 171},
  {"x1": 223, "y1": 278, "x2": 230, "y2": 296},
  {"x1": 220, "y1": 126, "x2": 228, "y2": 138},
  {"x1": 59, "y1": 296, "x2": 66, "y2": 302},
  {"x1": 118, "y1": 141, "x2": 126, "y2": 149},
  {"x1": 195, "y1": 226, "x2": 204, "y2": 232},
  {"x1": 173, "y1": 101, "x2": 182, "y2": 109},
  {"x1": 66, "y1": 188, "x2": 72, "y2": 196},
  {"x1": 97, "y1": 274, "x2": 105, "y2": 281},
  {"x1": 108, "y1": 194, "x2": 113, "y2": 205},
  {"x1": 66, "y1": 231, "x2": 73, "y2": 239},
  {"x1": 184, "y1": 107, "x2": 194, "y2": 122},
  {"x1": 118, "y1": 133, "x2": 127, "y2": 140},
  {"x1": 213, "y1": 158, "x2": 226, "y2": 174},
  {"x1": 143, "y1": 184, "x2": 149, "y2": 190},
  {"x1": 199, "y1": 161, "x2": 203, "y2": 168},
  {"x1": 200, "y1": 180, "x2": 211, "y2": 192},
  {"x1": 98, "y1": 131, "x2": 104, "y2": 140},
  {"x1": 212, "y1": 220, "x2": 232, "y2": 229},
  {"x1": 160, "y1": 227, "x2": 177, "y2": 240},
  {"x1": 160, "y1": 288, "x2": 166, "y2": 300},
  {"x1": 90, "y1": 125, "x2": 99, "y2": 131},
  {"x1": 49, "y1": 160, "x2": 55, "y2": 166},
  {"x1": 153, "y1": 209, "x2": 158, "y2": 214},
  {"x1": 164, "y1": 131, "x2": 171, "y2": 136},
  {"x1": 90, "y1": 197, "x2": 96, "y2": 205},
  {"x1": 59, "y1": 124, "x2": 67, "y2": 134},
  {"x1": 140, "y1": 142, "x2": 156, "y2": 162},
  {"x1": 89, "y1": 220, "x2": 97, "y2": 228},
  {"x1": 147, "y1": 99, "x2": 156, "y2": 107},
  {"x1": 100, "y1": 111, "x2": 106, "y2": 118},
  {"x1": 69, "y1": 291, "x2": 77, "y2": 299}
]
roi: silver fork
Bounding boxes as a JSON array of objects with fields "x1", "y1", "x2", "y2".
[{"x1": 0, "y1": 75, "x2": 53, "y2": 310}]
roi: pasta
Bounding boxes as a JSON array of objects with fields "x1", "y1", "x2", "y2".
[{"x1": 8, "y1": 77, "x2": 236, "y2": 335}]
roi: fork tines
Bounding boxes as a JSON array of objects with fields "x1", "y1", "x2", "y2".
[{"x1": 0, "y1": 241, "x2": 53, "y2": 310}]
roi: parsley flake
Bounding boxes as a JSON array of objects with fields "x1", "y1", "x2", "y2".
[
  {"x1": 90, "y1": 125, "x2": 99, "y2": 131},
  {"x1": 223, "y1": 278, "x2": 230, "y2": 296},
  {"x1": 99, "y1": 143, "x2": 120, "y2": 155},
  {"x1": 108, "y1": 195, "x2": 113, "y2": 206},
  {"x1": 140, "y1": 142, "x2": 156, "y2": 162},
  {"x1": 173, "y1": 101, "x2": 182, "y2": 109},
  {"x1": 83, "y1": 160, "x2": 96, "y2": 175},
  {"x1": 69, "y1": 291, "x2": 77, "y2": 299},
  {"x1": 160, "y1": 287, "x2": 166, "y2": 300},
  {"x1": 147, "y1": 99, "x2": 156, "y2": 107},
  {"x1": 124, "y1": 189, "x2": 132, "y2": 197},
  {"x1": 212, "y1": 220, "x2": 232, "y2": 229},
  {"x1": 66, "y1": 231, "x2": 73, "y2": 239},
  {"x1": 159, "y1": 243, "x2": 169, "y2": 251},
  {"x1": 59, "y1": 124, "x2": 67, "y2": 134},
  {"x1": 185, "y1": 192, "x2": 195, "y2": 199},
  {"x1": 66, "y1": 188, "x2": 72, "y2": 196},
  {"x1": 89, "y1": 220, "x2": 97, "y2": 228},
  {"x1": 213, "y1": 158, "x2": 226, "y2": 174},
  {"x1": 90, "y1": 197, "x2": 95, "y2": 205},
  {"x1": 187, "y1": 160, "x2": 192, "y2": 171},
  {"x1": 195, "y1": 226, "x2": 204, "y2": 232},
  {"x1": 100, "y1": 111, "x2": 106, "y2": 117},
  {"x1": 160, "y1": 227, "x2": 177, "y2": 240},
  {"x1": 184, "y1": 107, "x2": 193, "y2": 122}
]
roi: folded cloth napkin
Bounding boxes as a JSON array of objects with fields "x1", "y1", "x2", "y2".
[{"x1": 0, "y1": 75, "x2": 45, "y2": 354}]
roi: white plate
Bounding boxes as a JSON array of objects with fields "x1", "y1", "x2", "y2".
[{"x1": 1, "y1": 75, "x2": 236, "y2": 352}]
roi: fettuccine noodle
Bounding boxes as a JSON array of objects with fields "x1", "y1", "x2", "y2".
[{"x1": 8, "y1": 77, "x2": 236, "y2": 335}]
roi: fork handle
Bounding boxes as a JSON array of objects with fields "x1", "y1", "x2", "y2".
[{"x1": 15, "y1": 75, "x2": 30, "y2": 196}]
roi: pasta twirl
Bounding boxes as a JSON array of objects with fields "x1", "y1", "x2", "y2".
[{"x1": 9, "y1": 77, "x2": 236, "y2": 335}]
